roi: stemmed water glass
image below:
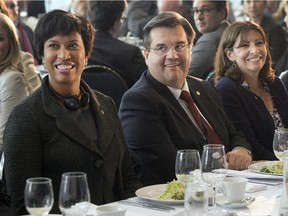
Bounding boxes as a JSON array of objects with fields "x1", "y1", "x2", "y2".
[
  {"x1": 201, "y1": 144, "x2": 227, "y2": 213},
  {"x1": 59, "y1": 172, "x2": 91, "y2": 216},
  {"x1": 273, "y1": 128, "x2": 288, "y2": 160},
  {"x1": 175, "y1": 149, "x2": 201, "y2": 185},
  {"x1": 24, "y1": 177, "x2": 54, "y2": 216}
]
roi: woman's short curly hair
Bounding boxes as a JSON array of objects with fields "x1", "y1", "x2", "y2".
[{"x1": 34, "y1": 9, "x2": 95, "y2": 59}]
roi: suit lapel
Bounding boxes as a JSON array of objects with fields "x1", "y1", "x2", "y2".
[
  {"x1": 145, "y1": 72, "x2": 205, "y2": 134},
  {"x1": 89, "y1": 91, "x2": 115, "y2": 155}
]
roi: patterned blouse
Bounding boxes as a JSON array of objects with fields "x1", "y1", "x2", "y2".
[{"x1": 241, "y1": 80, "x2": 284, "y2": 129}]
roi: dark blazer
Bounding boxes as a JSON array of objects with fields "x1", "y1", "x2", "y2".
[
  {"x1": 261, "y1": 15, "x2": 287, "y2": 66},
  {"x1": 88, "y1": 31, "x2": 147, "y2": 88},
  {"x1": 215, "y1": 77, "x2": 288, "y2": 161},
  {"x1": 0, "y1": 180, "x2": 12, "y2": 216},
  {"x1": 188, "y1": 21, "x2": 229, "y2": 79},
  {"x1": 119, "y1": 71, "x2": 251, "y2": 186},
  {"x1": 3, "y1": 76, "x2": 141, "y2": 215},
  {"x1": 275, "y1": 47, "x2": 288, "y2": 76}
]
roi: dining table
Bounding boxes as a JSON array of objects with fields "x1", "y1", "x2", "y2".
[
  {"x1": 85, "y1": 168, "x2": 286, "y2": 216},
  {"x1": 88, "y1": 185, "x2": 283, "y2": 216},
  {"x1": 25, "y1": 166, "x2": 288, "y2": 216}
]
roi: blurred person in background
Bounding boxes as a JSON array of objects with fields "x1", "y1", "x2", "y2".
[
  {"x1": 188, "y1": 0, "x2": 230, "y2": 81},
  {"x1": 4, "y1": 0, "x2": 41, "y2": 65},
  {"x1": 87, "y1": 0, "x2": 147, "y2": 88},
  {"x1": 275, "y1": 0, "x2": 288, "y2": 76},
  {"x1": 0, "y1": 12, "x2": 40, "y2": 156},
  {"x1": 242, "y1": 0, "x2": 286, "y2": 68},
  {"x1": 3, "y1": 10, "x2": 141, "y2": 215},
  {"x1": 117, "y1": 0, "x2": 157, "y2": 39},
  {"x1": 69, "y1": 0, "x2": 88, "y2": 17}
]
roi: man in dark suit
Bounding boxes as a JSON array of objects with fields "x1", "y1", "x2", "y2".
[
  {"x1": 188, "y1": 0, "x2": 229, "y2": 80},
  {"x1": 119, "y1": 11, "x2": 252, "y2": 186},
  {"x1": 87, "y1": 0, "x2": 147, "y2": 88}
]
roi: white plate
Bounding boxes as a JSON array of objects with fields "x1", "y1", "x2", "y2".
[
  {"x1": 216, "y1": 196, "x2": 255, "y2": 208},
  {"x1": 248, "y1": 161, "x2": 282, "y2": 176},
  {"x1": 23, "y1": 215, "x2": 61, "y2": 216},
  {"x1": 135, "y1": 184, "x2": 184, "y2": 205}
]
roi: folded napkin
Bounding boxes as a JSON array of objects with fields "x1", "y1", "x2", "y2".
[
  {"x1": 245, "y1": 182, "x2": 267, "y2": 193},
  {"x1": 225, "y1": 169, "x2": 283, "y2": 185}
]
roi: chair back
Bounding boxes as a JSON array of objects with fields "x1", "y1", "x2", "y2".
[{"x1": 82, "y1": 64, "x2": 128, "y2": 110}]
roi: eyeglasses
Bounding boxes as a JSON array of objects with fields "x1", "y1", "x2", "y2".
[
  {"x1": 192, "y1": 7, "x2": 216, "y2": 16},
  {"x1": 148, "y1": 44, "x2": 191, "y2": 55}
]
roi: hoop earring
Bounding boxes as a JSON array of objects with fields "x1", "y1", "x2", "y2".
[
  {"x1": 231, "y1": 60, "x2": 237, "y2": 69},
  {"x1": 227, "y1": 60, "x2": 237, "y2": 73},
  {"x1": 226, "y1": 60, "x2": 242, "y2": 81}
]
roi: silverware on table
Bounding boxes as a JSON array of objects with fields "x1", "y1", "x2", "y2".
[{"x1": 119, "y1": 200, "x2": 176, "y2": 212}]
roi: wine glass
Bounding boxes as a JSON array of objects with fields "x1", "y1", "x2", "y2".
[
  {"x1": 24, "y1": 177, "x2": 54, "y2": 216},
  {"x1": 273, "y1": 128, "x2": 288, "y2": 160},
  {"x1": 59, "y1": 172, "x2": 90, "y2": 216},
  {"x1": 201, "y1": 144, "x2": 227, "y2": 213},
  {"x1": 175, "y1": 149, "x2": 201, "y2": 185}
]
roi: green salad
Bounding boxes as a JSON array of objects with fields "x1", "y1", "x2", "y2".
[
  {"x1": 158, "y1": 180, "x2": 185, "y2": 200},
  {"x1": 259, "y1": 161, "x2": 283, "y2": 175}
]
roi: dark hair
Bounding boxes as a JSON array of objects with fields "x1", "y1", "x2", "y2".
[
  {"x1": 87, "y1": 0, "x2": 127, "y2": 31},
  {"x1": 34, "y1": 9, "x2": 94, "y2": 58},
  {"x1": 210, "y1": 0, "x2": 229, "y2": 20},
  {"x1": 214, "y1": 21, "x2": 274, "y2": 82},
  {"x1": 143, "y1": 11, "x2": 195, "y2": 48}
]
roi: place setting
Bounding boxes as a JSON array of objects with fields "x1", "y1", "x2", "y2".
[{"x1": 124, "y1": 145, "x2": 258, "y2": 216}]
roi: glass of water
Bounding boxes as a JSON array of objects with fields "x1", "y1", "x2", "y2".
[
  {"x1": 185, "y1": 178, "x2": 208, "y2": 216},
  {"x1": 24, "y1": 177, "x2": 54, "y2": 216},
  {"x1": 175, "y1": 149, "x2": 201, "y2": 185},
  {"x1": 59, "y1": 172, "x2": 90, "y2": 216},
  {"x1": 273, "y1": 128, "x2": 288, "y2": 160},
  {"x1": 201, "y1": 144, "x2": 227, "y2": 214}
]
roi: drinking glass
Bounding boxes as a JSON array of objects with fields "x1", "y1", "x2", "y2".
[
  {"x1": 24, "y1": 177, "x2": 54, "y2": 216},
  {"x1": 59, "y1": 172, "x2": 90, "y2": 216},
  {"x1": 175, "y1": 149, "x2": 201, "y2": 185},
  {"x1": 201, "y1": 144, "x2": 227, "y2": 213},
  {"x1": 273, "y1": 128, "x2": 288, "y2": 160}
]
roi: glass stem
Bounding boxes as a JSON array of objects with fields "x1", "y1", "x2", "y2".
[{"x1": 212, "y1": 186, "x2": 216, "y2": 208}]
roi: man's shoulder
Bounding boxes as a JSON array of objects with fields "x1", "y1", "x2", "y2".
[
  {"x1": 262, "y1": 16, "x2": 282, "y2": 31},
  {"x1": 195, "y1": 22, "x2": 228, "y2": 47},
  {"x1": 94, "y1": 34, "x2": 141, "y2": 53}
]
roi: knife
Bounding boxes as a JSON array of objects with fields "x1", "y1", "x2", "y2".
[{"x1": 119, "y1": 200, "x2": 176, "y2": 211}]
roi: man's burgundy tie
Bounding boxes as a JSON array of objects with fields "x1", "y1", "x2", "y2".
[{"x1": 180, "y1": 90, "x2": 222, "y2": 144}]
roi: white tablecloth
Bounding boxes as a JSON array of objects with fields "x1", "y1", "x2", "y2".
[{"x1": 85, "y1": 182, "x2": 284, "y2": 216}]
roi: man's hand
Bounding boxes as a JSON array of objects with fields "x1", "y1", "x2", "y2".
[{"x1": 226, "y1": 148, "x2": 252, "y2": 170}]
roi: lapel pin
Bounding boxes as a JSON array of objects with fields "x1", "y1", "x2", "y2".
[
  {"x1": 196, "y1": 91, "x2": 200, "y2": 96},
  {"x1": 101, "y1": 110, "x2": 105, "y2": 115}
]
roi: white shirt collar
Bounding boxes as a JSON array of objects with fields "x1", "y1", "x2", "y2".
[{"x1": 167, "y1": 80, "x2": 190, "y2": 100}]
